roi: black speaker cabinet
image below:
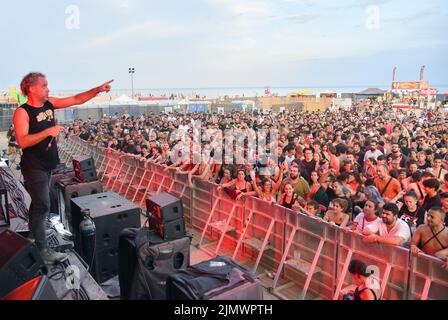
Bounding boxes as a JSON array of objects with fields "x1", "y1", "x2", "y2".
[
  {"x1": 148, "y1": 215, "x2": 186, "y2": 241},
  {"x1": 146, "y1": 192, "x2": 184, "y2": 223},
  {"x1": 0, "y1": 230, "x2": 46, "y2": 298},
  {"x1": 70, "y1": 192, "x2": 141, "y2": 283},
  {"x1": 56, "y1": 177, "x2": 103, "y2": 232},
  {"x1": 73, "y1": 155, "x2": 97, "y2": 183}
]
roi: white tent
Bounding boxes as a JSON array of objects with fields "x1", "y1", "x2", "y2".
[{"x1": 110, "y1": 94, "x2": 138, "y2": 105}]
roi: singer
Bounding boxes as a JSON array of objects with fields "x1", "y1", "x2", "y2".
[{"x1": 13, "y1": 72, "x2": 113, "y2": 265}]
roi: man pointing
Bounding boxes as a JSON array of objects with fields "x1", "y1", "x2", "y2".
[{"x1": 13, "y1": 72, "x2": 113, "y2": 265}]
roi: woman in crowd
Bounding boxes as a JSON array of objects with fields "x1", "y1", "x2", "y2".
[
  {"x1": 350, "y1": 200, "x2": 380, "y2": 233},
  {"x1": 324, "y1": 198, "x2": 351, "y2": 228}
]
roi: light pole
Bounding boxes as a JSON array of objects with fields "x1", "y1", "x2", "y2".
[{"x1": 129, "y1": 67, "x2": 135, "y2": 98}]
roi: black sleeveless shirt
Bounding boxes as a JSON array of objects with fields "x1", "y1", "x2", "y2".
[{"x1": 20, "y1": 101, "x2": 59, "y2": 170}]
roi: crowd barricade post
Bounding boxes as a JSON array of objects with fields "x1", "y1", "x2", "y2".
[
  {"x1": 109, "y1": 153, "x2": 128, "y2": 192},
  {"x1": 138, "y1": 162, "x2": 172, "y2": 208},
  {"x1": 63, "y1": 136, "x2": 81, "y2": 164},
  {"x1": 72, "y1": 137, "x2": 84, "y2": 160},
  {"x1": 112, "y1": 154, "x2": 135, "y2": 194},
  {"x1": 123, "y1": 157, "x2": 145, "y2": 200},
  {"x1": 133, "y1": 164, "x2": 155, "y2": 207},
  {"x1": 197, "y1": 185, "x2": 244, "y2": 257},
  {"x1": 125, "y1": 157, "x2": 147, "y2": 201},
  {"x1": 334, "y1": 231, "x2": 410, "y2": 300},
  {"x1": 150, "y1": 162, "x2": 172, "y2": 194},
  {"x1": 91, "y1": 145, "x2": 103, "y2": 168},
  {"x1": 102, "y1": 149, "x2": 123, "y2": 190},
  {"x1": 57, "y1": 136, "x2": 70, "y2": 163},
  {"x1": 63, "y1": 136, "x2": 77, "y2": 163},
  {"x1": 96, "y1": 148, "x2": 113, "y2": 182},
  {"x1": 190, "y1": 178, "x2": 213, "y2": 238},
  {"x1": 232, "y1": 197, "x2": 285, "y2": 275},
  {"x1": 169, "y1": 172, "x2": 193, "y2": 229},
  {"x1": 271, "y1": 210, "x2": 338, "y2": 300},
  {"x1": 94, "y1": 147, "x2": 107, "y2": 179},
  {"x1": 408, "y1": 253, "x2": 448, "y2": 300}
]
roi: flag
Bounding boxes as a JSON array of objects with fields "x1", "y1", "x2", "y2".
[{"x1": 420, "y1": 65, "x2": 425, "y2": 81}]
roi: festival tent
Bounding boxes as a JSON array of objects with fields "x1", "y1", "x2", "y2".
[
  {"x1": 109, "y1": 94, "x2": 139, "y2": 105},
  {"x1": 356, "y1": 88, "x2": 386, "y2": 96}
]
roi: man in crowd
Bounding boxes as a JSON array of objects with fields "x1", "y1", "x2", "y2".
[{"x1": 363, "y1": 203, "x2": 411, "y2": 246}]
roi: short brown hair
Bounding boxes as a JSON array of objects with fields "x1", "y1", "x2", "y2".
[
  {"x1": 332, "y1": 198, "x2": 349, "y2": 212},
  {"x1": 20, "y1": 72, "x2": 45, "y2": 96}
]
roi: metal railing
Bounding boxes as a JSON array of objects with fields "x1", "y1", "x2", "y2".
[{"x1": 58, "y1": 136, "x2": 448, "y2": 300}]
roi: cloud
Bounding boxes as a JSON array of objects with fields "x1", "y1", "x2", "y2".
[
  {"x1": 96, "y1": 0, "x2": 134, "y2": 9},
  {"x1": 205, "y1": 0, "x2": 273, "y2": 20},
  {"x1": 283, "y1": 0, "x2": 320, "y2": 5},
  {"x1": 78, "y1": 20, "x2": 186, "y2": 51},
  {"x1": 286, "y1": 13, "x2": 320, "y2": 24},
  {"x1": 382, "y1": 10, "x2": 441, "y2": 24}
]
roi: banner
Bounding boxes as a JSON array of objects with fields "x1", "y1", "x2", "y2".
[
  {"x1": 421, "y1": 88, "x2": 438, "y2": 96},
  {"x1": 392, "y1": 81, "x2": 429, "y2": 90}
]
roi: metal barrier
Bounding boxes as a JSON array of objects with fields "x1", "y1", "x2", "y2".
[
  {"x1": 232, "y1": 197, "x2": 285, "y2": 275},
  {"x1": 59, "y1": 136, "x2": 448, "y2": 300},
  {"x1": 270, "y1": 210, "x2": 339, "y2": 300},
  {"x1": 408, "y1": 253, "x2": 448, "y2": 300},
  {"x1": 197, "y1": 184, "x2": 244, "y2": 257},
  {"x1": 335, "y1": 230, "x2": 410, "y2": 300}
]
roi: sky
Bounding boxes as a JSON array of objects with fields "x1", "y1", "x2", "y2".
[{"x1": 0, "y1": 0, "x2": 447, "y2": 92}]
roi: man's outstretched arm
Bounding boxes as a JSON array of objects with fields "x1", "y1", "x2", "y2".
[{"x1": 49, "y1": 80, "x2": 113, "y2": 109}]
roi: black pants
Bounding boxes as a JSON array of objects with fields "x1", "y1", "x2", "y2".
[{"x1": 21, "y1": 166, "x2": 51, "y2": 250}]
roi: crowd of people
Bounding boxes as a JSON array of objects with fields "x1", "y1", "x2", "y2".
[{"x1": 65, "y1": 105, "x2": 448, "y2": 267}]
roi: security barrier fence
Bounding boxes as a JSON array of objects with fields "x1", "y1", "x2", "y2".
[{"x1": 58, "y1": 136, "x2": 448, "y2": 300}]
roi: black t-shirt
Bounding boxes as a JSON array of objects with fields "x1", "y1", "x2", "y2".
[
  {"x1": 300, "y1": 159, "x2": 316, "y2": 183},
  {"x1": 399, "y1": 205, "x2": 426, "y2": 227},
  {"x1": 423, "y1": 194, "x2": 442, "y2": 212},
  {"x1": 79, "y1": 132, "x2": 90, "y2": 141},
  {"x1": 20, "y1": 101, "x2": 59, "y2": 170},
  {"x1": 354, "y1": 151, "x2": 365, "y2": 167},
  {"x1": 417, "y1": 162, "x2": 431, "y2": 170}
]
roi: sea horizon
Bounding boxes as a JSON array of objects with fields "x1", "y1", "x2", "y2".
[{"x1": 44, "y1": 84, "x2": 448, "y2": 99}]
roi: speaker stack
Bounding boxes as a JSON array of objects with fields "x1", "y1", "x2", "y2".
[
  {"x1": 0, "y1": 230, "x2": 57, "y2": 300},
  {"x1": 72, "y1": 155, "x2": 98, "y2": 183},
  {"x1": 70, "y1": 192, "x2": 141, "y2": 283},
  {"x1": 56, "y1": 176, "x2": 103, "y2": 233},
  {"x1": 119, "y1": 191, "x2": 190, "y2": 300},
  {"x1": 146, "y1": 192, "x2": 186, "y2": 241}
]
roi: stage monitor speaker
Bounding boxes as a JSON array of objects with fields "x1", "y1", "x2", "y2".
[
  {"x1": 148, "y1": 215, "x2": 186, "y2": 241},
  {"x1": 0, "y1": 230, "x2": 46, "y2": 298},
  {"x1": 73, "y1": 155, "x2": 97, "y2": 183},
  {"x1": 71, "y1": 192, "x2": 141, "y2": 283},
  {"x1": 146, "y1": 192, "x2": 183, "y2": 223},
  {"x1": 57, "y1": 177, "x2": 103, "y2": 232}
]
